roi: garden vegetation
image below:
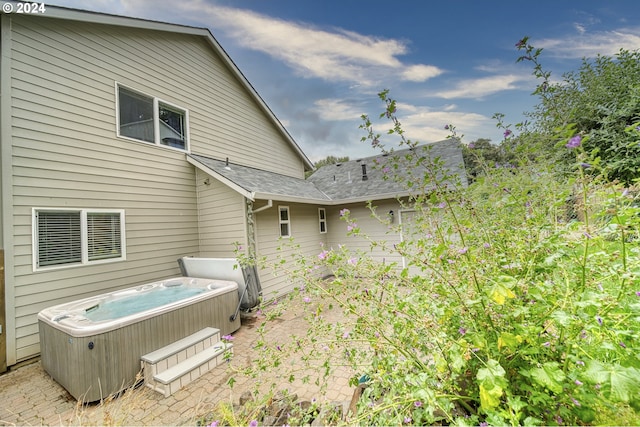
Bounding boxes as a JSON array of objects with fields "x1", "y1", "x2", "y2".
[{"x1": 217, "y1": 39, "x2": 640, "y2": 426}]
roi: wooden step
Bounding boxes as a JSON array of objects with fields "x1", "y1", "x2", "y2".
[{"x1": 148, "y1": 342, "x2": 233, "y2": 397}]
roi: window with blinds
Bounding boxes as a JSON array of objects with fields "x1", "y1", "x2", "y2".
[
  {"x1": 34, "y1": 209, "x2": 125, "y2": 270},
  {"x1": 36, "y1": 211, "x2": 82, "y2": 267},
  {"x1": 87, "y1": 212, "x2": 122, "y2": 261}
]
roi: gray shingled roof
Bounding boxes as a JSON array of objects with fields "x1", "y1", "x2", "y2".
[
  {"x1": 307, "y1": 139, "x2": 467, "y2": 201},
  {"x1": 189, "y1": 154, "x2": 331, "y2": 201},
  {"x1": 189, "y1": 139, "x2": 466, "y2": 204}
]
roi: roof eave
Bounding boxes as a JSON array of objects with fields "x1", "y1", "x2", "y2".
[
  {"x1": 253, "y1": 192, "x2": 330, "y2": 205},
  {"x1": 187, "y1": 156, "x2": 255, "y2": 201}
]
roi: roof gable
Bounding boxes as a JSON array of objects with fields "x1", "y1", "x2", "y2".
[{"x1": 19, "y1": 2, "x2": 313, "y2": 171}]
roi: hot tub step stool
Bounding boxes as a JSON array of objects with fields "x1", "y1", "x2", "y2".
[{"x1": 141, "y1": 327, "x2": 233, "y2": 397}]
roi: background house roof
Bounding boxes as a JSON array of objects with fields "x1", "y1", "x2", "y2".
[
  {"x1": 190, "y1": 139, "x2": 467, "y2": 205},
  {"x1": 307, "y1": 139, "x2": 467, "y2": 201}
]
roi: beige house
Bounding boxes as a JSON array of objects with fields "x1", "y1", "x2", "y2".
[{"x1": 0, "y1": 4, "x2": 466, "y2": 373}]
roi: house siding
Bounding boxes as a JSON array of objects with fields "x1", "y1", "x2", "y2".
[
  {"x1": 254, "y1": 202, "x2": 328, "y2": 300},
  {"x1": 195, "y1": 169, "x2": 248, "y2": 257},
  {"x1": 3, "y1": 14, "x2": 308, "y2": 364},
  {"x1": 326, "y1": 200, "x2": 404, "y2": 267}
]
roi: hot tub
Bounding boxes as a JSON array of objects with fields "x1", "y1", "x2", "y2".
[{"x1": 38, "y1": 277, "x2": 240, "y2": 402}]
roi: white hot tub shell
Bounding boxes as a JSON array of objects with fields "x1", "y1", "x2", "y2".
[{"x1": 38, "y1": 277, "x2": 240, "y2": 402}]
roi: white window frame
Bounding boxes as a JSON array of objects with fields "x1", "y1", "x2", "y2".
[
  {"x1": 278, "y1": 206, "x2": 291, "y2": 237},
  {"x1": 32, "y1": 208, "x2": 126, "y2": 271},
  {"x1": 115, "y1": 83, "x2": 190, "y2": 152},
  {"x1": 318, "y1": 207, "x2": 327, "y2": 234}
]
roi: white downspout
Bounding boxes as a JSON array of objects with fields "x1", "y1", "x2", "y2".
[{"x1": 252, "y1": 199, "x2": 273, "y2": 213}]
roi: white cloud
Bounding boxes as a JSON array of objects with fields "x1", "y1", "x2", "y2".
[
  {"x1": 537, "y1": 28, "x2": 640, "y2": 58},
  {"x1": 143, "y1": 0, "x2": 445, "y2": 86},
  {"x1": 401, "y1": 64, "x2": 444, "y2": 82},
  {"x1": 60, "y1": 0, "x2": 439, "y2": 86},
  {"x1": 433, "y1": 74, "x2": 527, "y2": 99},
  {"x1": 313, "y1": 99, "x2": 365, "y2": 122}
]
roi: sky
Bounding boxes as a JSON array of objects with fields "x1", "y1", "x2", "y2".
[{"x1": 45, "y1": 0, "x2": 640, "y2": 162}]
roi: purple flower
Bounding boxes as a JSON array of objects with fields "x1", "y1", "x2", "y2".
[
  {"x1": 480, "y1": 422, "x2": 489, "y2": 427},
  {"x1": 348, "y1": 257, "x2": 357, "y2": 265},
  {"x1": 504, "y1": 129, "x2": 512, "y2": 138},
  {"x1": 576, "y1": 360, "x2": 585, "y2": 366},
  {"x1": 343, "y1": 331, "x2": 350, "y2": 339},
  {"x1": 444, "y1": 124, "x2": 450, "y2": 130},
  {"x1": 458, "y1": 247, "x2": 468, "y2": 255},
  {"x1": 543, "y1": 341, "x2": 551, "y2": 347},
  {"x1": 438, "y1": 202, "x2": 446, "y2": 209},
  {"x1": 303, "y1": 296, "x2": 311, "y2": 303},
  {"x1": 468, "y1": 142, "x2": 476, "y2": 149},
  {"x1": 339, "y1": 208, "x2": 350, "y2": 217},
  {"x1": 208, "y1": 422, "x2": 219, "y2": 427},
  {"x1": 596, "y1": 315, "x2": 603, "y2": 326},
  {"x1": 276, "y1": 345, "x2": 281, "y2": 351},
  {"x1": 620, "y1": 342, "x2": 627, "y2": 349},
  {"x1": 635, "y1": 291, "x2": 640, "y2": 297},
  {"x1": 414, "y1": 400, "x2": 422, "y2": 407},
  {"x1": 575, "y1": 380, "x2": 583, "y2": 386},
  {"x1": 404, "y1": 416, "x2": 412, "y2": 424},
  {"x1": 347, "y1": 223, "x2": 357, "y2": 232},
  {"x1": 318, "y1": 250, "x2": 329, "y2": 260},
  {"x1": 483, "y1": 243, "x2": 491, "y2": 248},
  {"x1": 458, "y1": 327, "x2": 467, "y2": 335},
  {"x1": 249, "y1": 421, "x2": 258, "y2": 427},
  {"x1": 222, "y1": 334, "x2": 234, "y2": 341},
  {"x1": 580, "y1": 162, "x2": 591, "y2": 168},
  {"x1": 566, "y1": 135, "x2": 582, "y2": 149}
]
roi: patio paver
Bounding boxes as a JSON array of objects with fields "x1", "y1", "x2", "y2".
[{"x1": 0, "y1": 300, "x2": 353, "y2": 426}]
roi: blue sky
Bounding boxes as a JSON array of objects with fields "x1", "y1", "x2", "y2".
[{"x1": 48, "y1": 0, "x2": 640, "y2": 162}]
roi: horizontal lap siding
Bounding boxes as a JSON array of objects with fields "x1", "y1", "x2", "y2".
[
  {"x1": 195, "y1": 169, "x2": 247, "y2": 257},
  {"x1": 7, "y1": 18, "x2": 187, "y2": 361},
  {"x1": 255, "y1": 203, "x2": 328, "y2": 300},
  {"x1": 326, "y1": 201, "x2": 403, "y2": 267},
  {"x1": 8, "y1": 14, "x2": 308, "y2": 363}
]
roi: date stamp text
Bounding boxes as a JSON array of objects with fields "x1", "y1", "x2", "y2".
[{"x1": 2, "y1": 2, "x2": 47, "y2": 14}]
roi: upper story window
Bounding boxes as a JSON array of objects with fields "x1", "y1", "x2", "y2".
[
  {"x1": 117, "y1": 84, "x2": 189, "y2": 151},
  {"x1": 33, "y1": 208, "x2": 126, "y2": 271},
  {"x1": 279, "y1": 206, "x2": 291, "y2": 237},
  {"x1": 318, "y1": 208, "x2": 327, "y2": 233}
]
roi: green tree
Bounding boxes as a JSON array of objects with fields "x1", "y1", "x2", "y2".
[
  {"x1": 462, "y1": 138, "x2": 520, "y2": 181},
  {"x1": 306, "y1": 155, "x2": 350, "y2": 177},
  {"x1": 314, "y1": 155, "x2": 349, "y2": 169},
  {"x1": 518, "y1": 40, "x2": 640, "y2": 184}
]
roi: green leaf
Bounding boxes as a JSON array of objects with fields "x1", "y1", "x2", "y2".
[
  {"x1": 477, "y1": 359, "x2": 507, "y2": 411},
  {"x1": 529, "y1": 362, "x2": 565, "y2": 394},
  {"x1": 584, "y1": 360, "x2": 640, "y2": 403},
  {"x1": 498, "y1": 332, "x2": 523, "y2": 351},
  {"x1": 488, "y1": 275, "x2": 517, "y2": 305}
]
